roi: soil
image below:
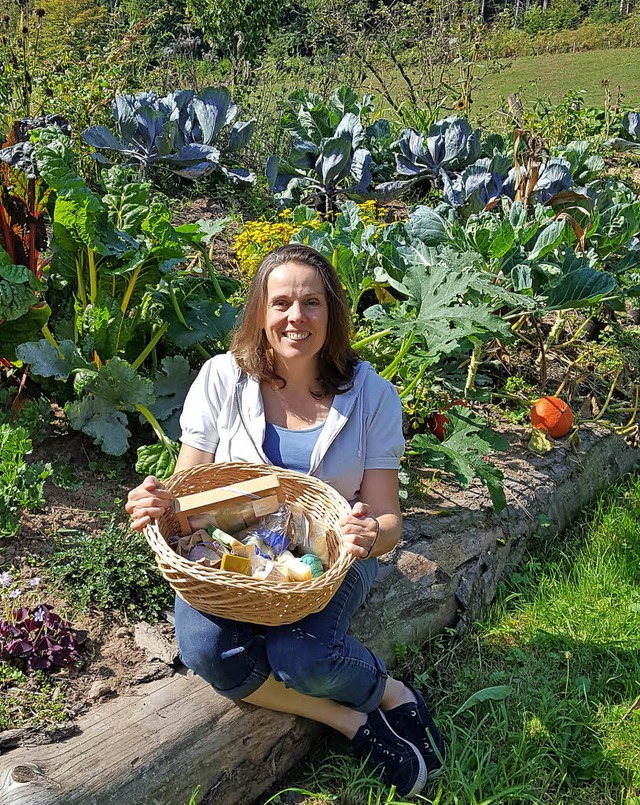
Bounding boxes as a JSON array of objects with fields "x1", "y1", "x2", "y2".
[{"x1": 1, "y1": 426, "x2": 156, "y2": 746}]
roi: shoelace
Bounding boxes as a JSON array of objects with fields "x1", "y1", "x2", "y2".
[{"x1": 361, "y1": 730, "x2": 405, "y2": 763}]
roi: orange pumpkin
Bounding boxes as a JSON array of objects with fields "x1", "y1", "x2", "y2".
[{"x1": 530, "y1": 396, "x2": 574, "y2": 438}]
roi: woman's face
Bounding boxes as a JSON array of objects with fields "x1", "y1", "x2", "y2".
[{"x1": 263, "y1": 261, "x2": 329, "y2": 369}]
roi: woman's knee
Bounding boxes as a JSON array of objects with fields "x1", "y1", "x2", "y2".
[
  {"x1": 266, "y1": 628, "x2": 342, "y2": 697},
  {"x1": 174, "y1": 597, "x2": 267, "y2": 695}
]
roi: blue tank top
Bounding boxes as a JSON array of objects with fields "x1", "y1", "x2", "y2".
[{"x1": 263, "y1": 421, "x2": 324, "y2": 474}]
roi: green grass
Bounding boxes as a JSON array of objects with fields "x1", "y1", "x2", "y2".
[
  {"x1": 0, "y1": 665, "x2": 66, "y2": 730},
  {"x1": 473, "y1": 47, "x2": 640, "y2": 117},
  {"x1": 265, "y1": 472, "x2": 640, "y2": 804}
]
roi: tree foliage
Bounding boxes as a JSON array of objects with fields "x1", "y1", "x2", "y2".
[{"x1": 186, "y1": 0, "x2": 287, "y2": 79}]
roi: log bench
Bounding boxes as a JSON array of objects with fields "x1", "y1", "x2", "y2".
[{"x1": 1, "y1": 425, "x2": 638, "y2": 805}]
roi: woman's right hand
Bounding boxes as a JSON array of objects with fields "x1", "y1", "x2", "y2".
[{"x1": 125, "y1": 476, "x2": 174, "y2": 532}]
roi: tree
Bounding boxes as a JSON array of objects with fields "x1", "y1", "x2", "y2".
[{"x1": 186, "y1": 0, "x2": 287, "y2": 83}]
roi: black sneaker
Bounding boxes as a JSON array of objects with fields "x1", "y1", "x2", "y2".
[
  {"x1": 351, "y1": 707, "x2": 427, "y2": 797},
  {"x1": 385, "y1": 682, "x2": 446, "y2": 776}
]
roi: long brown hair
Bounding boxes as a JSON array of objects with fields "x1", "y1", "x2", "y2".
[{"x1": 230, "y1": 244, "x2": 360, "y2": 395}]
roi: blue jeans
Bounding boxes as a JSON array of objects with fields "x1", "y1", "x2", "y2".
[{"x1": 174, "y1": 558, "x2": 387, "y2": 713}]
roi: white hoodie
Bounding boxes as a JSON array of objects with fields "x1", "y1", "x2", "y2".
[{"x1": 179, "y1": 353, "x2": 405, "y2": 503}]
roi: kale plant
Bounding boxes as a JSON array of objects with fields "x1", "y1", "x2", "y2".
[{"x1": 83, "y1": 88, "x2": 255, "y2": 182}]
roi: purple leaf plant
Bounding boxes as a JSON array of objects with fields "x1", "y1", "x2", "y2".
[{"x1": 0, "y1": 604, "x2": 88, "y2": 671}]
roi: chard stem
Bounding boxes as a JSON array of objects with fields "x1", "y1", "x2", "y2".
[
  {"x1": 201, "y1": 248, "x2": 226, "y2": 304},
  {"x1": 131, "y1": 322, "x2": 168, "y2": 371},
  {"x1": 195, "y1": 343, "x2": 212, "y2": 360},
  {"x1": 41, "y1": 324, "x2": 62, "y2": 357},
  {"x1": 168, "y1": 284, "x2": 188, "y2": 328},
  {"x1": 121, "y1": 265, "x2": 142, "y2": 316},
  {"x1": 76, "y1": 256, "x2": 88, "y2": 309},
  {"x1": 135, "y1": 403, "x2": 176, "y2": 457},
  {"x1": 88, "y1": 248, "x2": 98, "y2": 305}
]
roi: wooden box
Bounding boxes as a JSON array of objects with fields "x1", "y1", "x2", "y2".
[{"x1": 172, "y1": 474, "x2": 283, "y2": 535}]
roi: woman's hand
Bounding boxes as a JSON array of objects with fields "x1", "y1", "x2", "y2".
[
  {"x1": 340, "y1": 501, "x2": 380, "y2": 560},
  {"x1": 125, "y1": 476, "x2": 174, "y2": 532}
]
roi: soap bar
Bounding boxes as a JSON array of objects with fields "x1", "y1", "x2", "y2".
[
  {"x1": 277, "y1": 550, "x2": 313, "y2": 582},
  {"x1": 300, "y1": 553, "x2": 324, "y2": 578},
  {"x1": 220, "y1": 553, "x2": 251, "y2": 575},
  {"x1": 173, "y1": 475, "x2": 283, "y2": 535}
]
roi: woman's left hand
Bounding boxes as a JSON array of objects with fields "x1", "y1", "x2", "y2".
[{"x1": 340, "y1": 501, "x2": 380, "y2": 559}]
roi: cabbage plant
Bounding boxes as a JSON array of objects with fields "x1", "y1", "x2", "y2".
[
  {"x1": 605, "y1": 111, "x2": 640, "y2": 154},
  {"x1": 82, "y1": 88, "x2": 255, "y2": 183},
  {"x1": 376, "y1": 116, "x2": 481, "y2": 195},
  {"x1": 266, "y1": 87, "x2": 393, "y2": 212},
  {"x1": 441, "y1": 154, "x2": 575, "y2": 214}
]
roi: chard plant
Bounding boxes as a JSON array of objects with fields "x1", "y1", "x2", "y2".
[
  {"x1": 82, "y1": 87, "x2": 255, "y2": 183},
  {"x1": 14, "y1": 127, "x2": 237, "y2": 460},
  {"x1": 0, "y1": 115, "x2": 69, "y2": 360}
]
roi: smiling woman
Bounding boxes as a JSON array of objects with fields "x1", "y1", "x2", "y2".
[{"x1": 125, "y1": 244, "x2": 445, "y2": 798}]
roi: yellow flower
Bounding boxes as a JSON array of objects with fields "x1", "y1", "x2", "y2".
[
  {"x1": 233, "y1": 216, "x2": 298, "y2": 276},
  {"x1": 455, "y1": 99, "x2": 467, "y2": 112}
]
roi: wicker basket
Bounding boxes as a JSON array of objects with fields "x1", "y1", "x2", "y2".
[{"x1": 144, "y1": 462, "x2": 355, "y2": 626}]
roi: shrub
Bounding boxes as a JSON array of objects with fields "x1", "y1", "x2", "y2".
[{"x1": 50, "y1": 518, "x2": 173, "y2": 622}]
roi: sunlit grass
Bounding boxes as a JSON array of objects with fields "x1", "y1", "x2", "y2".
[
  {"x1": 473, "y1": 47, "x2": 640, "y2": 116},
  {"x1": 264, "y1": 472, "x2": 640, "y2": 804}
]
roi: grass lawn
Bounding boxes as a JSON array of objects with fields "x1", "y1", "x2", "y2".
[
  {"x1": 265, "y1": 471, "x2": 640, "y2": 804},
  {"x1": 473, "y1": 47, "x2": 640, "y2": 118}
]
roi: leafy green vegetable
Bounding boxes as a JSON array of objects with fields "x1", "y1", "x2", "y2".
[
  {"x1": 411, "y1": 408, "x2": 510, "y2": 512},
  {"x1": 0, "y1": 424, "x2": 53, "y2": 537},
  {"x1": 135, "y1": 442, "x2": 177, "y2": 480}
]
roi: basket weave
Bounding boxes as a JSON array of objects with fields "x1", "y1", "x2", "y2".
[{"x1": 144, "y1": 462, "x2": 355, "y2": 626}]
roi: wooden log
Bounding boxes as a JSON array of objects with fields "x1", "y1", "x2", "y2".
[
  {"x1": 0, "y1": 670, "x2": 324, "y2": 805},
  {"x1": 1, "y1": 425, "x2": 639, "y2": 805}
]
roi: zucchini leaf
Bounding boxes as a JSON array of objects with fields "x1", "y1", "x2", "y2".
[{"x1": 411, "y1": 408, "x2": 509, "y2": 512}]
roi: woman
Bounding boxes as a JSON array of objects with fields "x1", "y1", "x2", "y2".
[{"x1": 126, "y1": 244, "x2": 444, "y2": 797}]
